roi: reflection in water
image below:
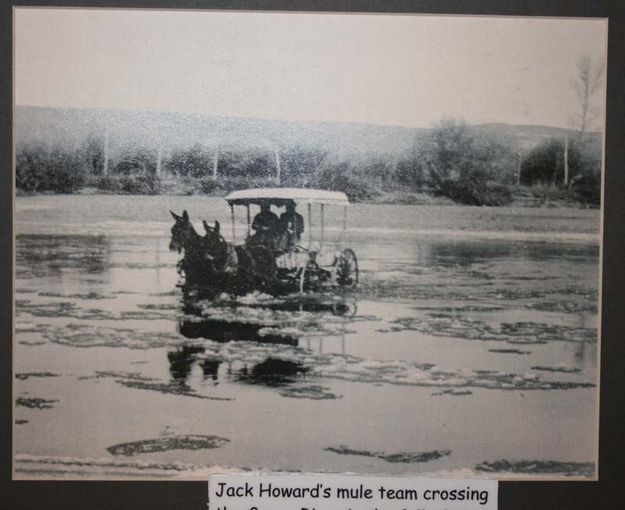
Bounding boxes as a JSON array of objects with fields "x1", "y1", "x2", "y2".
[
  {"x1": 166, "y1": 345, "x2": 310, "y2": 388},
  {"x1": 429, "y1": 242, "x2": 514, "y2": 268},
  {"x1": 524, "y1": 242, "x2": 599, "y2": 263},
  {"x1": 574, "y1": 340, "x2": 597, "y2": 371},
  {"x1": 172, "y1": 291, "x2": 358, "y2": 386},
  {"x1": 16, "y1": 234, "x2": 111, "y2": 279},
  {"x1": 174, "y1": 296, "x2": 308, "y2": 386},
  {"x1": 237, "y1": 358, "x2": 309, "y2": 387},
  {"x1": 178, "y1": 318, "x2": 299, "y2": 345},
  {"x1": 201, "y1": 359, "x2": 221, "y2": 381},
  {"x1": 167, "y1": 345, "x2": 205, "y2": 383},
  {"x1": 14, "y1": 224, "x2": 601, "y2": 477},
  {"x1": 414, "y1": 239, "x2": 598, "y2": 270},
  {"x1": 428, "y1": 239, "x2": 598, "y2": 267}
]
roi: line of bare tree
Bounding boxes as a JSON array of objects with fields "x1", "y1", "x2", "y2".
[{"x1": 15, "y1": 56, "x2": 603, "y2": 206}]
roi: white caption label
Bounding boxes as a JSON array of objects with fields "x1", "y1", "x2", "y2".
[{"x1": 209, "y1": 473, "x2": 497, "y2": 510}]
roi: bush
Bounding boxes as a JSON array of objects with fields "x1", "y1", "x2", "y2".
[
  {"x1": 165, "y1": 145, "x2": 214, "y2": 178},
  {"x1": 571, "y1": 173, "x2": 601, "y2": 207},
  {"x1": 199, "y1": 177, "x2": 221, "y2": 194},
  {"x1": 521, "y1": 139, "x2": 565, "y2": 185},
  {"x1": 416, "y1": 119, "x2": 517, "y2": 205},
  {"x1": 16, "y1": 145, "x2": 86, "y2": 193},
  {"x1": 114, "y1": 148, "x2": 157, "y2": 176},
  {"x1": 15, "y1": 149, "x2": 44, "y2": 192},
  {"x1": 281, "y1": 148, "x2": 328, "y2": 187},
  {"x1": 214, "y1": 151, "x2": 278, "y2": 180},
  {"x1": 311, "y1": 162, "x2": 377, "y2": 202},
  {"x1": 90, "y1": 174, "x2": 160, "y2": 195},
  {"x1": 521, "y1": 136, "x2": 601, "y2": 206},
  {"x1": 330, "y1": 174, "x2": 377, "y2": 202},
  {"x1": 423, "y1": 120, "x2": 479, "y2": 185},
  {"x1": 437, "y1": 172, "x2": 512, "y2": 206},
  {"x1": 394, "y1": 159, "x2": 427, "y2": 189},
  {"x1": 93, "y1": 175, "x2": 123, "y2": 193},
  {"x1": 120, "y1": 174, "x2": 161, "y2": 194}
]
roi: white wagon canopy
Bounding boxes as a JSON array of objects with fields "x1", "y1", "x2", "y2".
[
  {"x1": 225, "y1": 188, "x2": 350, "y2": 207},
  {"x1": 224, "y1": 187, "x2": 351, "y2": 244},
  {"x1": 218, "y1": 187, "x2": 358, "y2": 293}
]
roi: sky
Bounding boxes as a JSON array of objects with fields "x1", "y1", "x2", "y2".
[{"x1": 14, "y1": 8, "x2": 607, "y2": 130}]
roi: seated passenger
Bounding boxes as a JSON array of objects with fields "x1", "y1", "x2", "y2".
[
  {"x1": 278, "y1": 201, "x2": 304, "y2": 250},
  {"x1": 249, "y1": 203, "x2": 279, "y2": 248}
]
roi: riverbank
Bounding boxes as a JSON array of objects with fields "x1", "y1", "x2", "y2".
[
  {"x1": 15, "y1": 194, "x2": 601, "y2": 240},
  {"x1": 16, "y1": 184, "x2": 600, "y2": 210}
]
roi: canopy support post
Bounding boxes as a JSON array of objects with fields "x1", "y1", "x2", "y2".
[
  {"x1": 320, "y1": 204, "x2": 325, "y2": 249},
  {"x1": 308, "y1": 202, "x2": 312, "y2": 247},
  {"x1": 230, "y1": 203, "x2": 236, "y2": 241},
  {"x1": 246, "y1": 205, "x2": 251, "y2": 237},
  {"x1": 342, "y1": 206, "x2": 347, "y2": 232}
]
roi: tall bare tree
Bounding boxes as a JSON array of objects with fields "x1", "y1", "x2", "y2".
[{"x1": 571, "y1": 55, "x2": 604, "y2": 140}]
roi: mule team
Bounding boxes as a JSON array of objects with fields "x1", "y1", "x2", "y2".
[{"x1": 169, "y1": 201, "x2": 304, "y2": 295}]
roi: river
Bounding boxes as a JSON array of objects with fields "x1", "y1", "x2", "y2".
[{"x1": 14, "y1": 195, "x2": 600, "y2": 479}]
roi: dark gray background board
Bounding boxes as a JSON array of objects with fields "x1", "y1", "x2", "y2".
[{"x1": 1, "y1": 1, "x2": 623, "y2": 509}]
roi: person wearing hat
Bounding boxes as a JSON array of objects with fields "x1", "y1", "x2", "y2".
[
  {"x1": 279, "y1": 201, "x2": 304, "y2": 250},
  {"x1": 250, "y1": 202, "x2": 279, "y2": 248}
]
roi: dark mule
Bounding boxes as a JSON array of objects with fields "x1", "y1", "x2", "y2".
[
  {"x1": 170, "y1": 210, "x2": 276, "y2": 296},
  {"x1": 201, "y1": 219, "x2": 228, "y2": 271},
  {"x1": 170, "y1": 210, "x2": 228, "y2": 293}
]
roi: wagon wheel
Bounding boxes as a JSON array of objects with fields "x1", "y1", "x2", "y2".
[
  {"x1": 336, "y1": 248, "x2": 359, "y2": 287},
  {"x1": 332, "y1": 297, "x2": 358, "y2": 317}
]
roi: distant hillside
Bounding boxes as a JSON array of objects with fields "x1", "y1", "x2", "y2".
[
  {"x1": 471, "y1": 123, "x2": 600, "y2": 152},
  {"x1": 15, "y1": 105, "x2": 601, "y2": 159},
  {"x1": 15, "y1": 105, "x2": 424, "y2": 159}
]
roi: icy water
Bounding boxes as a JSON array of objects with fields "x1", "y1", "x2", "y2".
[{"x1": 14, "y1": 196, "x2": 600, "y2": 479}]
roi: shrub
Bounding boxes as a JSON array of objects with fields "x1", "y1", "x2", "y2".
[
  {"x1": 521, "y1": 136, "x2": 601, "y2": 206},
  {"x1": 16, "y1": 145, "x2": 86, "y2": 193},
  {"x1": 521, "y1": 139, "x2": 565, "y2": 185},
  {"x1": 437, "y1": 172, "x2": 512, "y2": 206},
  {"x1": 119, "y1": 173, "x2": 161, "y2": 195},
  {"x1": 93, "y1": 175, "x2": 123, "y2": 193},
  {"x1": 394, "y1": 159, "x2": 427, "y2": 189},
  {"x1": 15, "y1": 148, "x2": 44, "y2": 192},
  {"x1": 417, "y1": 119, "x2": 516, "y2": 204},
  {"x1": 114, "y1": 148, "x2": 157, "y2": 176},
  {"x1": 165, "y1": 145, "x2": 214, "y2": 178},
  {"x1": 199, "y1": 177, "x2": 221, "y2": 194},
  {"x1": 214, "y1": 151, "x2": 278, "y2": 180},
  {"x1": 571, "y1": 172, "x2": 601, "y2": 207},
  {"x1": 281, "y1": 148, "x2": 328, "y2": 187},
  {"x1": 310, "y1": 162, "x2": 377, "y2": 202},
  {"x1": 90, "y1": 174, "x2": 160, "y2": 195}
]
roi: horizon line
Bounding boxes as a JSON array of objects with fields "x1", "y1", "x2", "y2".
[{"x1": 14, "y1": 103, "x2": 598, "y2": 134}]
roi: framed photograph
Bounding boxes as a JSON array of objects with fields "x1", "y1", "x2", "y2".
[{"x1": 4, "y1": 1, "x2": 624, "y2": 508}]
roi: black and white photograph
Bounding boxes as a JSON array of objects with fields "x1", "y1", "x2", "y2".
[{"x1": 13, "y1": 7, "x2": 605, "y2": 480}]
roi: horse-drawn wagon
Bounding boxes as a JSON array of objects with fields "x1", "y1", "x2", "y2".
[{"x1": 170, "y1": 188, "x2": 359, "y2": 297}]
